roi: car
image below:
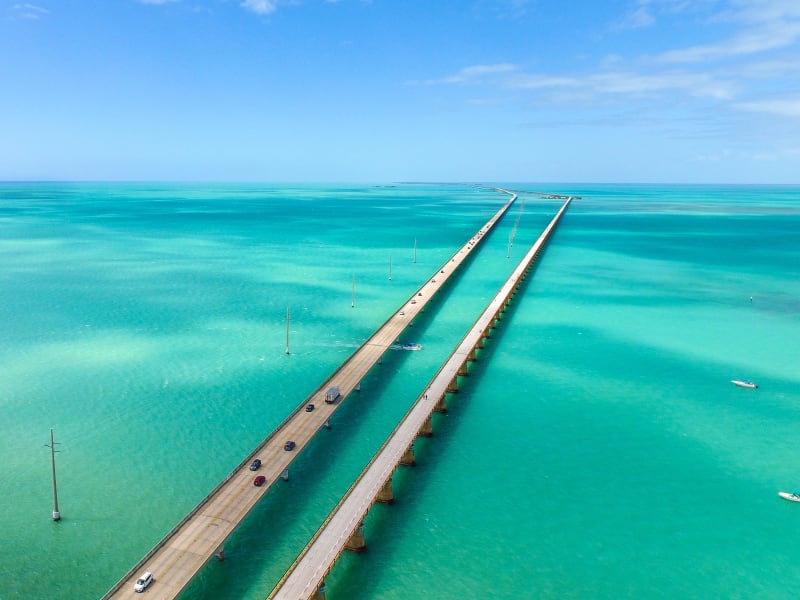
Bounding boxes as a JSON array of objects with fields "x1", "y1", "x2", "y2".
[
  {"x1": 253, "y1": 475, "x2": 266, "y2": 486},
  {"x1": 249, "y1": 459, "x2": 262, "y2": 471},
  {"x1": 305, "y1": 403, "x2": 314, "y2": 412},
  {"x1": 134, "y1": 571, "x2": 153, "y2": 593},
  {"x1": 284, "y1": 440, "x2": 296, "y2": 451}
]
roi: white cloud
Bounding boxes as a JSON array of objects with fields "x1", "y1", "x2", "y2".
[
  {"x1": 655, "y1": 0, "x2": 800, "y2": 63},
  {"x1": 591, "y1": 71, "x2": 736, "y2": 99},
  {"x1": 446, "y1": 63, "x2": 518, "y2": 83},
  {"x1": 506, "y1": 73, "x2": 581, "y2": 90},
  {"x1": 617, "y1": 5, "x2": 655, "y2": 29},
  {"x1": 736, "y1": 98, "x2": 800, "y2": 117},
  {"x1": 410, "y1": 63, "x2": 518, "y2": 85},
  {"x1": 508, "y1": 69, "x2": 736, "y2": 100},
  {"x1": 11, "y1": 3, "x2": 49, "y2": 19},
  {"x1": 241, "y1": 0, "x2": 278, "y2": 15}
]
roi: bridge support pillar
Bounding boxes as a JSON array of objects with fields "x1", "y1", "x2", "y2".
[
  {"x1": 447, "y1": 377, "x2": 458, "y2": 393},
  {"x1": 467, "y1": 348, "x2": 477, "y2": 362},
  {"x1": 377, "y1": 477, "x2": 394, "y2": 504},
  {"x1": 457, "y1": 362, "x2": 468, "y2": 376},
  {"x1": 419, "y1": 415, "x2": 433, "y2": 437},
  {"x1": 356, "y1": 381, "x2": 361, "y2": 392},
  {"x1": 346, "y1": 523, "x2": 366, "y2": 552},
  {"x1": 281, "y1": 468, "x2": 289, "y2": 481},
  {"x1": 400, "y1": 445, "x2": 415, "y2": 466},
  {"x1": 216, "y1": 545, "x2": 225, "y2": 562},
  {"x1": 325, "y1": 419, "x2": 331, "y2": 429},
  {"x1": 434, "y1": 395, "x2": 447, "y2": 413},
  {"x1": 476, "y1": 336, "x2": 485, "y2": 349}
]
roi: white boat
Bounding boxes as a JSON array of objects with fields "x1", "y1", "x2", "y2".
[
  {"x1": 390, "y1": 342, "x2": 423, "y2": 351},
  {"x1": 731, "y1": 379, "x2": 758, "y2": 389},
  {"x1": 779, "y1": 491, "x2": 800, "y2": 502}
]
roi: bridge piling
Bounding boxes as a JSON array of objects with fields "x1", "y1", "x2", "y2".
[
  {"x1": 400, "y1": 445, "x2": 415, "y2": 466},
  {"x1": 447, "y1": 377, "x2": 458, "y2": 393},
  {"x1": 346, "y1": 523, "x2": 366, "y2": 552},
  {"x1": 377, "y1": 478, "x2": 394, "y2": 504},
  {"x1": 281, "y1": 468, "x2": 289, "y2": 481},
  {"x1": 434, "y1": 395, "x2": 447, "y2": 413},
  {"x1": 419, "y1": 415, "x2": 433, "y2": 437}
]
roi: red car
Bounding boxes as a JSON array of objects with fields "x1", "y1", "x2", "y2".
[{"x1": 253, "y1": 475, "x2": 266, "y2": 487}]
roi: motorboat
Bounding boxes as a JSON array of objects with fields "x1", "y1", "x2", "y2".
[
  {"x1": 391, "y1": 342, "x2": 422, "y2": 351},
  {"x1": 779, "y1": 491, "x2": 800, "y2": 502},
  {"x1": 731, "y1": 379, "x2": 758, "y2": 389}
]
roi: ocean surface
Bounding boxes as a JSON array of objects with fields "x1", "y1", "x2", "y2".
[{"x1": 1, "y1": 182, "x2": 799, "y2": 599}]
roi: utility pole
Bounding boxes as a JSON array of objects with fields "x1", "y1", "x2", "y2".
[
  {"x1": 45, "y1": 429, "x2": 61, "y2": 521},
  {"x1": 285, "y1": 306, "x2": 291, "y2": 355}
]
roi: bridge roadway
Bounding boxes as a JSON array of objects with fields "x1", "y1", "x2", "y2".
[
  {"x1": 269, "y1": 197, "x2": 571, "y2": 600},
  {"x1": 102, "y1": 190, "x2": 516, "y2": 600}
]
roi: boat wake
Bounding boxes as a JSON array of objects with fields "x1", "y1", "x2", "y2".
[{"x1": 391, "y1": 342, "x2": 423, "y2": 351}]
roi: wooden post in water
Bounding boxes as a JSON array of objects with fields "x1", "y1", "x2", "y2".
[
  {"x1": 285, "y1": 306, "x2": 291, "y2": 355},
  {"x1": 46, "y1": 428, "x2": 61, "y2": 521}
]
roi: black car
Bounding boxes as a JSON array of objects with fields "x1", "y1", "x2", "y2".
[
  {"x1": 305, "y1": 403, "x2": 315, "y2": 412},
  {"x1": 249, "y1": 459, "x2": 262, "y2": 471},
  {"x1": 284, "y1": 440, "x2": 296, "y2": 451}
]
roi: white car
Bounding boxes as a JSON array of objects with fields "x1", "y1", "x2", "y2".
[{"x1": 134, "y1": 571, "x2": 153, "y2": 593}]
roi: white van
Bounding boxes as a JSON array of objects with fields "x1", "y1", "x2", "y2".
[
  {"x1": 324, "y1": 386, "x2": 341, "y2": 404},
  {"x1": 134, "y1": 571, "x2": 153, "y2": 593}
]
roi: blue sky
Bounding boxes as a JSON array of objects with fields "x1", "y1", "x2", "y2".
[{"x1": 2, "y1": 0, "x2": 799, "y2": 183}]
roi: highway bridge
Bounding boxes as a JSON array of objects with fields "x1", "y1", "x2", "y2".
[
  {"x1": 268, "y1": 197, "x2": 572, "y2": 600},
  {"x1": 102, "y1": 190, "x2": 517, "y2": 600}
]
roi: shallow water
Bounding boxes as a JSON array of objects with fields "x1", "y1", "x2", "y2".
[{"x1": 1, "y1": 183, "x2": 798, "y2": 599}]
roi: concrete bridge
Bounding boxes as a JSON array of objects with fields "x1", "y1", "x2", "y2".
[
  {"x1": 101, "y1": 191, "x2": 517, "y2": 600},
  {"x1": 267, "y1": 197, "x2": 572, "y2": 600}
]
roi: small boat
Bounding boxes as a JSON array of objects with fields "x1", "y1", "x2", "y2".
[
  {"x1": 402, "y1": 342, "x2": 422, "y2": 351},
  {"x1": 731, "y1": 379, "x2": 758, "y2": 389},
  {"x1": 779, "y1": 491, "x2": 800, "y2": 502}
]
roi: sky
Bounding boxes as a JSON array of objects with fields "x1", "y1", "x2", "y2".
[{"x1": 2, "y1": 0, "x2": 800, "y2": 183}]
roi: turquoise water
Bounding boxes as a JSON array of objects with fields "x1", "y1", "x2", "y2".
[{"x1": 1, "y1": 183, "x2": 799, "y2": 599}]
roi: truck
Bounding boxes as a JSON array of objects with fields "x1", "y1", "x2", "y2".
[{"x1": 324, "y1": 386, "x2": 341, "y2": 404}]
